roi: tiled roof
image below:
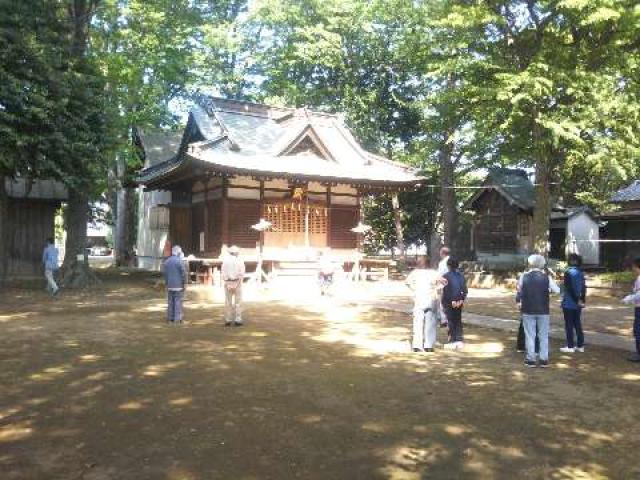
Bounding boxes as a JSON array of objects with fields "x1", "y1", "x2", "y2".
[
  {"x1": 465, "y1": 168, "x2": 535, "y2": 211},
  {"x1": 138, "y1": 97, "x2": 422, "y2": 187},
  {"x1": 611, "y1": 180, "x2": 640, "y2": 203},
  {"x1": 486, "y1": 168, "x2": 535, "y2": 210},
  {"x1": 137, "y1": 129, "x2": 183, "y2": 167}
]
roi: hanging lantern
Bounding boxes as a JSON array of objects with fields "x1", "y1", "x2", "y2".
[{"x1": 292, "y1": 186, "x2": 306, "y2": 200}]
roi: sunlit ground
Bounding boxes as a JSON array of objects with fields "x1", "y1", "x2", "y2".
[{"x1": 1, "y1": 271, "x2": 640, "y2": 479}]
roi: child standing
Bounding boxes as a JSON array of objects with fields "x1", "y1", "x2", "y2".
[
  {"x1": 442, "y1": 257, "x2": 468, "y2": 349},
  {"x1": 622, "y1": 257, "x2": 640, "y2": 363}
]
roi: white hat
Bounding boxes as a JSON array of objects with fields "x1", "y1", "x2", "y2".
[{"x1": 228, "y1": 245, "x2": 240, "y2": 255}]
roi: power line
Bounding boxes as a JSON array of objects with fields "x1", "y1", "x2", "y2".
[{"x1": 417, "y1": 183, "x2": 560, "y2": 189}]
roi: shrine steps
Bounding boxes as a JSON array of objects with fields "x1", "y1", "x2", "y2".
[{"x1": 271, "y1": 260, "x2": 320, "y2": 278}]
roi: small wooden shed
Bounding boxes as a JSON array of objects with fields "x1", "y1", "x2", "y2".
[
  {"x1": 4, "y1": 178, "x2": 67, "y2": 275},
  {"x1": 600, "y1": 180, "x2": 640, "y2": 268},
  {"x1": 465, "y1": 168, "x2": 600, "y2": 265}
]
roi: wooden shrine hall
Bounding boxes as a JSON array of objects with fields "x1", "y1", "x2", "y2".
[{"x1": 135, "y1": 96, "x2": 423, "y2": 271}]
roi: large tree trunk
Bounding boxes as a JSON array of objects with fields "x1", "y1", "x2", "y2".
[
  {"x1": 0, "y1": 175, "x2": 8, "y2": 285},
  {"x1": 391, "y1": 193, "x2": 406, "y2": 262},
  {"x1": 532, "y1": 117, "x2": 552, "y2": 254},
  {"x1": 60, "y1": 189, "x2": 99, "y2": 288},
  {"x1": 429, "y1": 227, "x2": 441, "y2": 268},
  {"x1": 532, "y1": 158, "x2": 552, "y2": 254},
  {"x1": 115, "y1": 188, "x2": 135, "y2": 266},
  {"x1": 58, "y1": 0, "x2": 101, "y2": 288},
  {"x1": 114, "y1": 155, "x2": 136, "y2": 267},
  {"x1": 439, "y1": 141, "x2": 458, "y2": 252}
]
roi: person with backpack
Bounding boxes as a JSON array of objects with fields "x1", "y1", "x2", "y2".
[
  {"x1": 518, "y1": 254, "x2": 560, "y2": 368},
  {"x1": 442, "y1": 257, "x2": 468, "y2": 350}
]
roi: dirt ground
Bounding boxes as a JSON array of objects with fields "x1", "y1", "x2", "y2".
[{"x1": 2, "y1": 272, "x2": 640, "y2": 480}]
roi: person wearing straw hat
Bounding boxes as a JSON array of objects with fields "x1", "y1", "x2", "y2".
[
  {"x1": 163, "y1": 245, "x2": 187, "y2": 324},
  {"x1": 222, "y1": 245, "x2": 245, "y2": 326}
]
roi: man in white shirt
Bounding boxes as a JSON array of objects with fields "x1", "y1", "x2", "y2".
[
  {"x1": 221, "y1": 245, "x2": 246, "y2": 326},
  {"x1": 406, "y1": 255, "x2": 443, "y2": 352}
]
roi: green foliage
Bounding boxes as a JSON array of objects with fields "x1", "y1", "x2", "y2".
[
  {"x1": 0, "y1": 0, "x2": 114, "y2": 195},
  {"x1": 2, "y1": 0, "x2": 639, "y2": 260},
  {"x1": 92, "y1": 0, "x2": 207, "y2": 174},
  {"x1": 0, "y1": 0, "x2": 72, "y2": 178}
]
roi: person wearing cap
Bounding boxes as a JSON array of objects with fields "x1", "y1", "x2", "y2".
[
  {"x1": 222, "y1": 245, "x2": 245, "y2": 326},
  {"x1": 517, "y1": 254, "x2": 561, "y2": 368},
  {"x1": 163, "y1": 245, "x2": 187, "y2": 324}
]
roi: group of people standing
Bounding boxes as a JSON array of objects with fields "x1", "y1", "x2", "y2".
[
  {"x1": 406, "y1": 247, "x2": 468, "y2": 353},
  {"x1": 516, "y1": 253, "x2": 640, "y2": 366},
  {"x1": 162, "y1": 244, "x2": 245, "y2": 326},
  {"x1": 407, "y1": 247, "x2": 640, "y2": 368}
]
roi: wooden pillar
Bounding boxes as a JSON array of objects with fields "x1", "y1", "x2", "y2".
[
  {"x1": 221, "y1": 176, "x2": 229, "y2": 248},
  {"x1": 259, "y1": 178, "x2": 265, "y2": 261},
  {"x1": 203, "y1": 179, "x2": 209, "y2": 254},
  {"x1": 326, "y1": 185, "x2": 332, "y2": 248}
]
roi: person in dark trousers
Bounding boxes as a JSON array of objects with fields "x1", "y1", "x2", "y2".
[
  {"x1": 560, "y1": 253, "x2": 587, "y2": 353},
  {"x1": 622, "y1": 257, "x2": 640, "y2": 362},
  {"x1": 442, "y1": 257, "x2": 468, "y2": 350},
  {"x1": 163, "y1": 245, "x2": 187, "y2": 324}
]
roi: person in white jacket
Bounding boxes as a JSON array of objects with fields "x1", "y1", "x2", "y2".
[
  {"x1": 622, "y1": 257, "x2": 640, "y2": 362},
  {"x1": 406, "y1": 255, "x2": 444, "y2": 353}
]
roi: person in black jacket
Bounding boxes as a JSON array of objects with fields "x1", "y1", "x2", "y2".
[{"x1": 442, "y1": 257, "x2": 468, "y2": 349}]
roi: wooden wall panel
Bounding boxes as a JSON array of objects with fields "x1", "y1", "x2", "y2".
[
  {"x1": 8, "y1": 199, "x2": 57, "y2": 275},
  {"x1": 328, "y1": 206, "x2": 358, "y2": 249},
  {"x1": 227, "y1": 199, "x2": 261, "y2": 248},
  {"x1": 474, "y1": 190, "x2": 519, "y2": 252},
  {"x1": 170, "y1": 207, "x2": 192, "y2": 254},
  {"x1": 191, "y1": 203, "x2": 205, "y2": 252},
  {"x1": 206, "y1": 199, "x2": 223, "y2": 253}
]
